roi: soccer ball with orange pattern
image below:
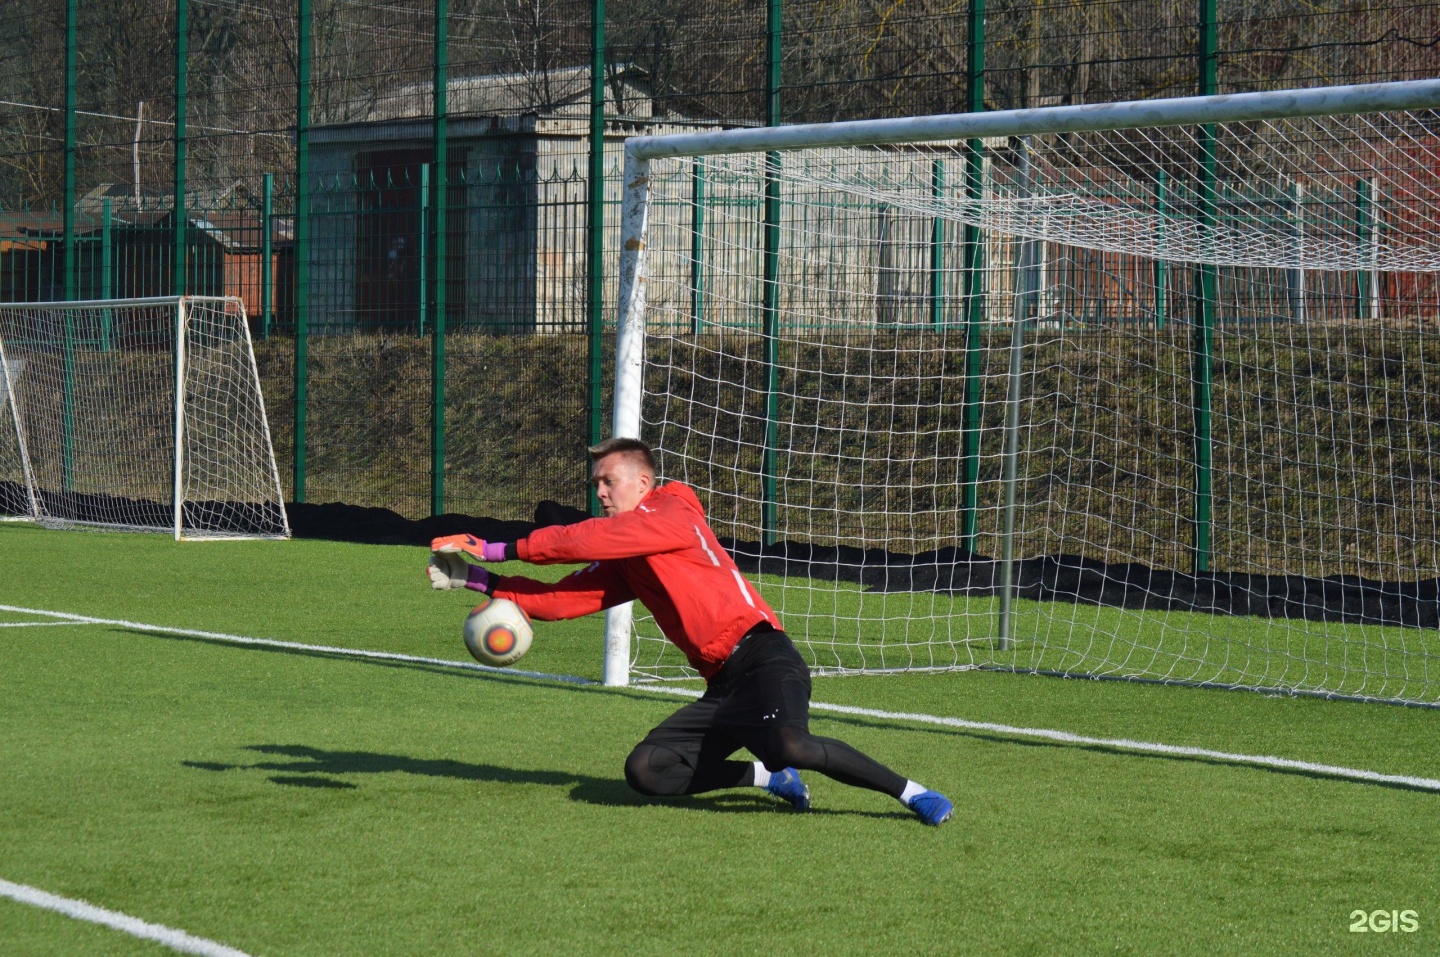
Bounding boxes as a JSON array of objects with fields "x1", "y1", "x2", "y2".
[{"x1": 461, "y1": 597, "x2": 534, "y2": 666}]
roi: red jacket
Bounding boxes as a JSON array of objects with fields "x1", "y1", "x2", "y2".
[{"x1": 491, "y1": 482, "x2": 779, "y2": 679}]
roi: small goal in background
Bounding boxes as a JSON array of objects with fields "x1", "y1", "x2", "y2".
[{"x1": 0, "y1": 295, "x2": 289, "y2": 540}]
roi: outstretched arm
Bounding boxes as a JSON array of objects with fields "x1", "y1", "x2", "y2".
[
  {"x1": 433, "y1": 506, "x2": 693, "y2": 568},
  {"x1": 427, "y1": 550, "x2": 635, "y2": 622},
  {"x1": 491, "y1": 562, "x2": 636, "y2": 622}
]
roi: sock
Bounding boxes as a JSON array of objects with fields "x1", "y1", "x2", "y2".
[
  {"x1": 899, "y1": 780, "x2": 927, "y2": 804},
  {"x1": 752, "y1": 761, "x2": 772, "y2": 789}
]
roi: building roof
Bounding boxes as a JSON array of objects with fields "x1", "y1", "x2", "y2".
[
  {"x1": 2, "y1": 199, "x2": 290, "y2": 252},
  {"x1": 76, "y1": 181, "x2": 256, "y2": 218},
  {"x1": 363, "y1": 64, "x2": 654, "y2": 123}
]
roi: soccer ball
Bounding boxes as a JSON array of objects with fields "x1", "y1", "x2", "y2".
[{"x1": 462, "y1": 597, "x2": 533, "y2": 666}]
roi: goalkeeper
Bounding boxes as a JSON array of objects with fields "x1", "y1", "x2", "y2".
[{"x1": 427, "y1": 437, "x2": 953, "y2": 826}]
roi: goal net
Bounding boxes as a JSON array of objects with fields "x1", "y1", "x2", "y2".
[
  {"x1": 606, "y1": 81, "x2": 1440, "y2": 706},
  {"x1": 0, "y1": 296, "x2": 289, "y2": 539}
]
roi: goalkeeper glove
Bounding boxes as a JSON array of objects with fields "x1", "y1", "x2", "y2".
[
  {"x1": 431, "y1": 534, "x2": 509, "y2": 562},
  {"x1": 427, "y1": 552, "x2": 493, "y2": 592}
]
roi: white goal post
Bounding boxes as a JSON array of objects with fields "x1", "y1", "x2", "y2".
[
  {"x1": 604, "y1": 80, "x2": 1440, "y2": 706},
  {"x1": 0, "y1": 296, "x2": 289, "y2": 540}
]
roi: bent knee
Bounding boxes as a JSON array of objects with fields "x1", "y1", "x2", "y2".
[{"x1": 624, "y1": 743, "x2": 691, "y2": 797}]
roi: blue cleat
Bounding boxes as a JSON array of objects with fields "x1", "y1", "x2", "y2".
[
  {"x1": 764, "y1": 767, "x2": 811, "y2": 811},
  {"x1": 907, "y1": 789, "x2": 953, "y2": 826}
]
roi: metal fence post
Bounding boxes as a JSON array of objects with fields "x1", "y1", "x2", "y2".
[
  {"x1": 101, "y1": 198, "x2": 113, "y2": 349},
  {"x1": 61, "y1": 0, "x2": 77, "y2": 490},
  {"x1": 959, "y1": 0, "x2": 986, "y2": 554},
  {"x1": 1355, "y1": 177, "x2": 1375, "y2": 322},
  {"x1": 169, "y1": 0, "x2": 189, "y2": 520},
  {"x1": 689, "y1": 157, "x2": 707, "y2": 335},
  {"x1": 174, "y1": 0, "x2": 188, "y2": 296},
  {"x1": 996, "y1": 135, "x2": 1036, "y2": 651},
  {"x1": 1153, "y1": 169, "x2": 1167, "y2": 329},
  {"x1": 1192, "y1": 0, "x2": 1218, "y2": 575},
  {"x1": 929, "y1": 157, "x2": 946, "y2": 331},
  {"x1": 293, "y1": 0, "x2": 312, "y2": 503},
  {"x1": 1287, "y1": 178, "x2": 1306, "y2": 323},
  {"x1": 418, "y1": 164, "x2": 430, "y2": 338},
  {"x1": 262, "y1": 173, "x2": 273, "y2": 339},
  {"x1": 586, "y1": 0, "x2": 606, "y2": 514},
  {"x1": 63, "y1": 0, "x2": 77, "y2": 302},
  {"x1": 431, "y1": 0, "x2": 449, "y2": 518},
  {"x1": 760, "y1": 0, "x2": 783, "y2": 548}
]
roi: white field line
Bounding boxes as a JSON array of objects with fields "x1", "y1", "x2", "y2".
[
  {"x1": 0, "y1": 620, "x2": 85, "y2": 627},
  {"x1": 0, "y1": 603, "x2": 592, "y2": 685},
  {"x1": 0, "y1": 878, "x2": 255, "y2": 957},
  {"x1": 6, "y1": 603, "x2": 1440, "y2": 793},
  {"x1": 643, "y1": 685, "x2": 1440, "y2": 792}
]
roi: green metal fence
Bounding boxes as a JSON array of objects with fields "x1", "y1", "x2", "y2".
[{"x1": 1, "y1": 0, "x2": 1435, "y2": 521}]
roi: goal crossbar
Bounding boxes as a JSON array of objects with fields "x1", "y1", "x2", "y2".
[{"x1": 626, "y1": 80, "x2": 1440, "y2": 160}]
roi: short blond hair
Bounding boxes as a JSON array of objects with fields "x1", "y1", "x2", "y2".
[{"x1": 587, "y1": 437, "x2": 656, "y2": 476}]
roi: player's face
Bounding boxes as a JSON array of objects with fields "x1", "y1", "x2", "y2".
[{"x1": 591, "y1": 453, "x2": 653, "y2": 516}]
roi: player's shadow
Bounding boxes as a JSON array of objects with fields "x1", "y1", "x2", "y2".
[
  {"x1": 183, "y1": 744, "x2": 905, "y2": 818},
  {"x1": 184, "y1": 744, "x2": 631, "y2": 798},
  {"x1": 181, "y1": 744, "x2": 836, "y2": 815}
]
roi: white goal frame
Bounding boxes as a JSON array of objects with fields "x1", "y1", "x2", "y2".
[
  {"x1": 603, "y1": 79, "x2": 1440, "y2": 690},
  {"x1": 0, "y1": 295, "x2": 290, "y2": 541},
  {"x1": 0, "y1": 341, "x2": 39, "y2": 522}
]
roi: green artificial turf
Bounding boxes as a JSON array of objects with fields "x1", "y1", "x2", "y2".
[{"x1": 1, "y1": 523, "x2": 1437, "y2": 955}]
